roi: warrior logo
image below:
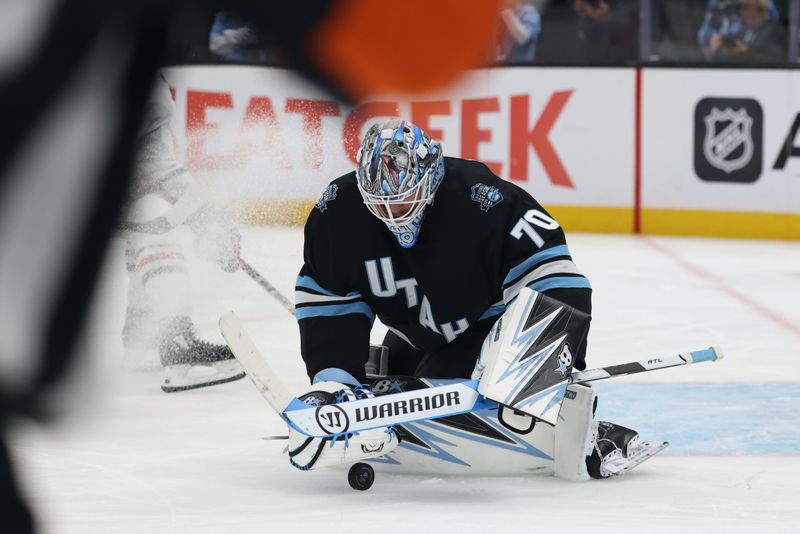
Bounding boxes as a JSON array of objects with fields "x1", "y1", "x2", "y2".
[
  {"x1": 703, "y1": 107, "x2": 753, "y2": 173},
  {"x1": 316, "y1": 404, "x2": 349, "y2": 434},
  {"x1": 694, "y1": 97, "x2": 762, "y2": 183},
  {"x1": 354, "y1": 391, "x2": 461, "y2": 423},
  {"x1": 315, "y1": 184, "x2": 338, "y2": 212},
  {"x1": 471, "y1": 183, "x2": 504, "y2": 212}
]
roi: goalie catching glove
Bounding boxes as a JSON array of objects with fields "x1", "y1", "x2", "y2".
[{"x1": 287, "y1": 369, "x2": 399, "y2": 470}]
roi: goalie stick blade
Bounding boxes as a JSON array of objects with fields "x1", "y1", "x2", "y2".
[{"x1": 219, "y1": 311, "x2": 293, "y2": 413}]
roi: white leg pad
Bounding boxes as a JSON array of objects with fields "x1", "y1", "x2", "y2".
[{"x1": 554, "y1": 383, "x2": 596, "y2": 481}]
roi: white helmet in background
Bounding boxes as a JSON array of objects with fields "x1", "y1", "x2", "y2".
[{"x1": 356, "y1": 119, "x2": 445, "y2": 248}]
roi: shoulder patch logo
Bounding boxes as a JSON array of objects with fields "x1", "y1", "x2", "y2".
[
  {"x1": 471, "y1": 183, "x2": 503, "y2": 212},
  {"x1": 316, "y1": 184, "x2": 338, "y2": 212}
]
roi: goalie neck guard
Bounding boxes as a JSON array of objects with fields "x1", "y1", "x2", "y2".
[{"x1": 355, "y1": 119, "x2": 445, "y2": 248}]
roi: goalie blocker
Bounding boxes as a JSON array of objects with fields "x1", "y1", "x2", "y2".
[{"x1": 473, "y1": 287, "x2": 590, "y2": 426}]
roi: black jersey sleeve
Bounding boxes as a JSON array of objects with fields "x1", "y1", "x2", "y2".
[
  {"x1": 295, "y1": 200, "x2": 374, "y2": 382},
  {"x1": 498, "y1": 187, "x2": 593, "y2": 369}
]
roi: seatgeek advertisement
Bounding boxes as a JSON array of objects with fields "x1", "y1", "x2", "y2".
[{"x1": 162, "y1": 66, "x2": 635, "y2": 216}]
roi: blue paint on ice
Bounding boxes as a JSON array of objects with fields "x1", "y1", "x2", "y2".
[{"x1": 593, "y1": 383, "x2": 800, "y2": 455}]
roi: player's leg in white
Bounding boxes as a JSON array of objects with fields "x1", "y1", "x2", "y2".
[
  {"x1": 120, "y1": 238, "x2": 161, "y2": 370},
  {"x1": 123, "y1": 194, "x2": 244, "y2": 392}
]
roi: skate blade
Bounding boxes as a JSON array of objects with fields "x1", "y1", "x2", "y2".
[
  {"x1": 602, "y1": 440, "x2": 669, "y2": 477},
  {"x1": 161, "y1": 360, "x2": 246, "y2": 393}
]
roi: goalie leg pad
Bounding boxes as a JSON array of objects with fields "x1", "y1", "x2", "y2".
[{"x1": 554, "y1": 383, "x2": 596, "y2": 481}]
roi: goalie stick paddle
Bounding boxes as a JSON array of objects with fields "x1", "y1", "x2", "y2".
[
  {"x1": 219, "y1": 311, "x2": 293, "y2": 414},
  {"x1": 219, "y1": 311, "x2": 723, "y2": 438}
]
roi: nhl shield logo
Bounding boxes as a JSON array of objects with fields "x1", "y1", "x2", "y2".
[
  {"x1": 694, "y1": 97, "x2": 762, "y2": 183},
  {"x1": 703, "y1": 107, "x2": 753, "y2": 174}
]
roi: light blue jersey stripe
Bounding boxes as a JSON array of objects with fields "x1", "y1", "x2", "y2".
[
  {"x1": 478, "y1": 304, "x2": 506, "y2": 321},
  {"x1": 295, "y1": 275, "x2": 338, "y2": 296},
  {"x1": 295, "y1": 302, "x2": 375, "y2": 322},
  {"x1": 527, "y1": 276, "x2": 591, "y2": 292},
  {"x1": 503, "y1": 245, "x2": 571, "y2": 286}
]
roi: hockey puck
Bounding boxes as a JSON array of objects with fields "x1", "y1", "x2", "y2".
[{"x1": 347, "y1": 463, "x2": 375, "y2": 491}]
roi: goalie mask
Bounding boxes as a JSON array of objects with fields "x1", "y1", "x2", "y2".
[{"x1": 356, "y1": 119, "x2": 445, "y2": 248}]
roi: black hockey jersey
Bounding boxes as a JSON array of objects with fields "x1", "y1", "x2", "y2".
[{"x1": 296, "y1": 157, "x2": 591, "y2": 381}]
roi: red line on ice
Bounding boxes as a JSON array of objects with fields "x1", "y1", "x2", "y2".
[{"x1": 643, "y1": 238, "x2": 800, "y2": 338}]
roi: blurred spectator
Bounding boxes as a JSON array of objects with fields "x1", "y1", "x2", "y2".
[
  {"x1": 706, "y1": 0, "x2": 786, "y2": 62},
  {"x1": 697, "y1": 0, "x2": 779, "y2": 57},
  {"x1": 647, "y1": 1, "x2": 710, "y2": 62},
  {"x1": 536, "y1": 0, "x2": 638, "y2": 64},
  {"x1": 496, "y1": 0, "x2": 542, "y2": 63},
  {"x1": 209, "y1": 11, "x2": 275, "y2": 63}
]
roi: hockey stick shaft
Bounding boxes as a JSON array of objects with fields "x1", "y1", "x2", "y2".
[
  {"x1": 238, "y1": 258, "x2": 295, "y2": 315},
  {"x1": 569, "y1": 346, "x2": 724, "y2": 384}
]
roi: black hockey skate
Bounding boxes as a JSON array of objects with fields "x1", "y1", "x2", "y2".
[
  {"x1": 586, "y1": 421, "x2": 668, "y2": 479},
  {"x1": 159, "y1": 316, "x2": 245, "y2": 393}
]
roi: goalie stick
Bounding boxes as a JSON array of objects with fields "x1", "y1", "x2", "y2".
[
  {"x1": 238, "y1": 258, "x2": 295, "y2": 316},
  {"x1": 219, "y1": 311, "x2": 724, "y2": 439}
]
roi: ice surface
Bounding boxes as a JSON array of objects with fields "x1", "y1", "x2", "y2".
[{"x1": 9, "y1": 228, "x2": 800, "y2": 533}]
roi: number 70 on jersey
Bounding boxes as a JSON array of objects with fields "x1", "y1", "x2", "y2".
[{"x1": 510, "y1": 209, "x2": 560, "y2": 247}]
